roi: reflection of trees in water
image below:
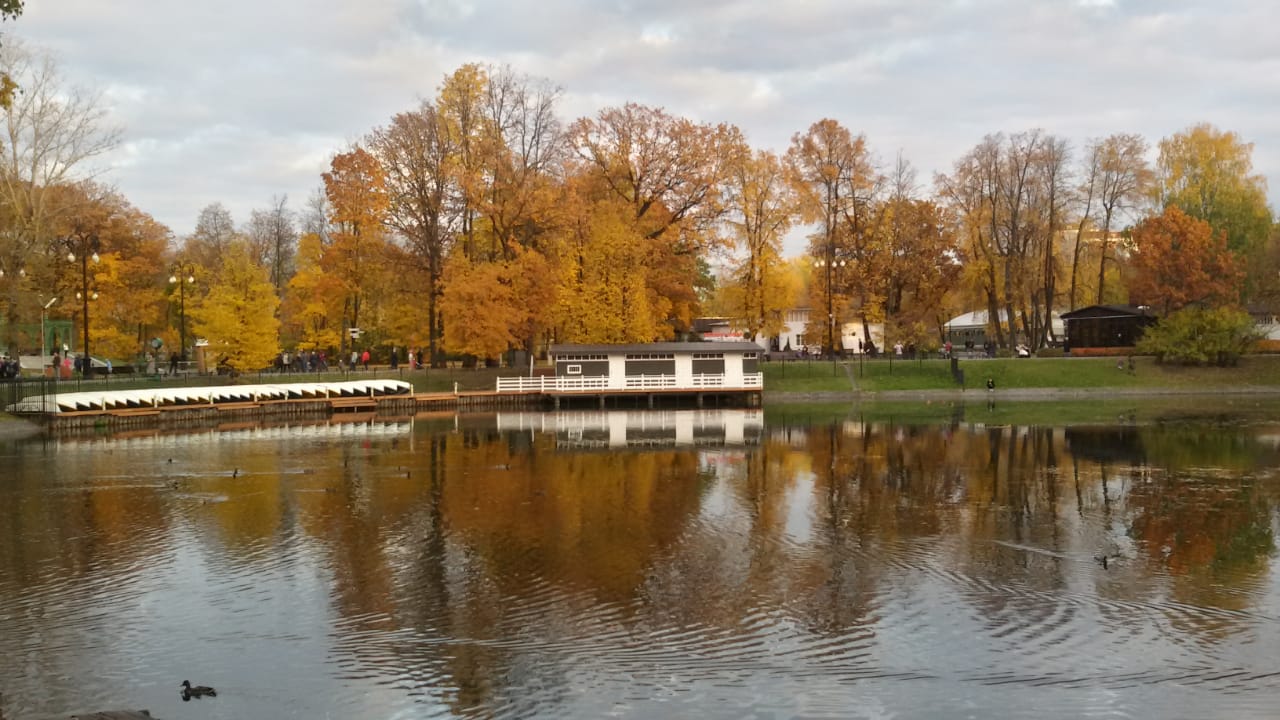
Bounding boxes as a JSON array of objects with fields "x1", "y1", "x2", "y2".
[{"x1": 6, "y1": 414, "x2": 1280, "y2": 713}]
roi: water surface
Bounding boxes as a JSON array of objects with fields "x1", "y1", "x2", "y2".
[{"x1": 1, "y1": 406, "x2": 1278, "y2": 718}]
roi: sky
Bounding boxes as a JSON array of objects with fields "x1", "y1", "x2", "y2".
[{"x1": 13, "y1": 0, "x2": 1280, "y2": 256}]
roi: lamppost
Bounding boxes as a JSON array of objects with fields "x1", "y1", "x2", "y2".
[
  {"x1": 40, "y1": 296, "x2": 58, "y2": 362},
  {"x1": 812, "y1": 258, "x2": 846, "y2": 359},
  {"x1": 62, "y1": 230, "x2": 101, "y2": 376},
  {"x1": 170, "y1": 263, "x2": 195, "y2": 362}
]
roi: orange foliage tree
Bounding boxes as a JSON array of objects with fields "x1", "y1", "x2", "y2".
[
  {"x1": 1127, "y1": 206, "x2": 1242, "y2": 315},
  {"x1": 322, "y1": 146, "x2": 391, "y2": 355}
]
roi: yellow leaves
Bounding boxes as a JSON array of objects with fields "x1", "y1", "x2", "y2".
[
  {"x1": 1156, "y1": 123, "x2": 1272, "y2": 256},
  {"x1": 553, "y1": 200, "x2": 662, "y2": 343},
  {"x1": 191, "y1": 240, "x2": 280, "y2": 373},
  {"x1": 283, "y1": 233, "x2": 345, "y2": 351},
  {"x1": 440, "y1": 255, "x2": 519, "y2": 359}
]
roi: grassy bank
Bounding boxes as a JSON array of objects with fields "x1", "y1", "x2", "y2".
[
  {"x1": 765, "y1": 394, "x2": 1280, "y2": 427},
  {"x1": 763, "y1": 355, "x2": 1280, "y2": 393}
]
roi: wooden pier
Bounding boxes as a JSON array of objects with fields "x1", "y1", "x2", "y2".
[{"x1": 11, "y1": 378, "x2": 761, "y2": 434}]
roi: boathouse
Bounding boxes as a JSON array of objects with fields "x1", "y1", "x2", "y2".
[{"x1": 495, "y1": 342, "x2": 764, "y2": 408}]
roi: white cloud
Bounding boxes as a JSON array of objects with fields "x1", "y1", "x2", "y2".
[{"x1": 12, "y1": 0, "x2": 1279, "y2": 248}]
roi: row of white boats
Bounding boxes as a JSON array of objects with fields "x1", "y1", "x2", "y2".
[{"x1": 6, "y1": 379, "x2": 414, "y2": 414}]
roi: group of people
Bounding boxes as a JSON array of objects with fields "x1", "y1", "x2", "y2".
[{"x1": 275, "y1": 349, "x2": 330, "y2": 373}]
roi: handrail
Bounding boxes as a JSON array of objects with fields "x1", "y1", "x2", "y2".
[{"x1": 495, "y1": 373, "x2": 763, "y2": 393}]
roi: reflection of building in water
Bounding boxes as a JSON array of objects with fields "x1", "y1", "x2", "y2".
[{"x1": 496, "y1": 409, "x2": 763, "y2": 449}]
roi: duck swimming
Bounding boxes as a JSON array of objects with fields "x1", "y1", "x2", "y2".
[{"x1": 180, "y1": 680, "x2": 217, "y2": 699}]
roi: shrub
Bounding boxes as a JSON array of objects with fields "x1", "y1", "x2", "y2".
[{"x1": 1135, "y1": 306, "x2": 1260, "y2": 366}]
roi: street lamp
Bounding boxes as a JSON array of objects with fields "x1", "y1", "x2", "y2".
[
  {"x1": 62, "y1": 230, "x2": 101, "y2": 377},
  {"x1": 170, "y1": 263, "x2": 195, "y2": 362},
  {"x1": 812, "y1": 258, "x2": 847, "y2": 359},
  {"x1": 40, "y1": 296, "x2": 58, "y2": 363}
]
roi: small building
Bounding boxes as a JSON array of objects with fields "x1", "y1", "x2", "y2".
[
  {"x1": 944, "y1": 309, "x2": 1064, "y2": 350},
  {"x1": 1061, "y1": 305, "x2": 1157, "y2": 350},
  {"x1": 550, "y1": 342, "x2": 761, "y2": 387},
  {"x1": 497, "y1": 342, "x2": 763, "y2": 408}
]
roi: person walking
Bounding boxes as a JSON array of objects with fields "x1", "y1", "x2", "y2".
[{"x1": 361, "y1": 349, "x2": 370, "y2": 370}]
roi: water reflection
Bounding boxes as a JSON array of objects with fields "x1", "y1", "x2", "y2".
[{"x1": 0, "y1": 409, "x2": 1278, "y2": 718}]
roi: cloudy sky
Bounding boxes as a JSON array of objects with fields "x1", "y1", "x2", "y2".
[{"x1": 14, "y1": 0, "x2": 1280, "y2": 255}]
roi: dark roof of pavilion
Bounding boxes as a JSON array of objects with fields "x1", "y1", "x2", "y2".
[{"x1": 1060, "y1": 305, "x2": 1157, "y2": 320}]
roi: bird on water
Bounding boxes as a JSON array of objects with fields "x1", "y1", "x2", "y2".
[{"x1": 180, "y1": 680, "x2": 217, "y2": 699}]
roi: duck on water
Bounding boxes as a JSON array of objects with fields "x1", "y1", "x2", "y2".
[{"x1": 180, "y1": 680, "x2": 216, "y2": 700}]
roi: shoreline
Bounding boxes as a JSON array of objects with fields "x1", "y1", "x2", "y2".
[{"x1": 765, "y1": 385, "x2": 1280, "y2": 403}]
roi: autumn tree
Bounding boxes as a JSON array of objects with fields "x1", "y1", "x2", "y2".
[
  {"x1": 182, "y1": 202, "x2": 239, "y2": 278},
  {"x1": 42, "y1": 186, "x2": 170, "y2": 362},
  {"x1": 475, "y1": 65, "x2": 566, "y2": 260},
  {"x1": 1087, "y1": 134, "x2": 1152, "y2": 303},
  {"x1": 0, "y1": 40, "x2": 120, "y2": 349},
  {"x1": 1135, "y1": 306, "x2": 1258, "y2": 366},
  {"x1": 787, "y1": 119, "x2": 880, "y2": 352},
  {"x1": 1155, "y1": 123, "x2": 1272, "y2": 256},
  {"x1": 439, "y1": 247, "x2": 554, "y2": 362},
  {"x1": 322, "y1": 146, "x2": 390, "y2": 356},
  {"x1": 245, "y1": 195, "x2": 297, "y2": 297},
  {"x1": 191, "y1": 239, "x2": 280, "y2": 374},
  {"x1": 552, "y1": 198, "x2": 662, "y2": 343},
  {"x1": 88, "y1": 201, "x2": 171, "y2": 362},
  {"x1": 722, "y1": 148, "x2": 798, "y2": 341},
  {"x1": 0, "y1": 0, "x2": 22, "y2": 108},
  {"x1": 282, "y1": 231, "x2": 344, "y2": 352},
  {"x1": 1127, "y1": 206, "x2": 1241, "y2": 316},
  {"x1": 937, "y1": 131, "x2": 1071, "y2": 349},
  {"x1": 569, "y1": 103, "x2": 741, "y2": 337},
  {"x1": 876, "y1": 159, "x2": 961, "y2": 347},
  {"x1": 368, "y1": 101, "x2": 456, "y2": 366}
]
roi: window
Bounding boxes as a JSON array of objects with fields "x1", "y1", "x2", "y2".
[
  {"x1": 566, "y1": 364, "x2": 582, "y2": 375},
  {"x1": 625, "y1": 353, "x2": 673, "y2": 360},
  {"x1": 560, "y1": 354, "x2": 606, "y2": 361},
  {"x1": 692, "y1": 352, "x2": 724, "y2": 359}
]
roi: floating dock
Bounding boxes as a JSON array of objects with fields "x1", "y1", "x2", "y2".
[{"x1": 6, "y1": 377, "x2": 760, "y2": 433}]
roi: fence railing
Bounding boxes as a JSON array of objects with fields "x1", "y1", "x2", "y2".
[{"x1": 495, "y1": 373, "x2": 763, "y2": 393}]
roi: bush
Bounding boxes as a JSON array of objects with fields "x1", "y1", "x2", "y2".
[
  {"x1": 1036, "y1": 346, "x2": 1065, "y2": 358},
  {"x1": 1135, "y1": 306, "x2": 1259, "y2": 366}
]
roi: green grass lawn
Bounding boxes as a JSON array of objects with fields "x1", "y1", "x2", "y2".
[{"x1": 763, "y1": 355, "x2": 1280, "y2": 393}]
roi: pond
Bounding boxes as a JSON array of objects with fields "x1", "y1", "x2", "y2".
[{"x1": 1, "y1": 404, "x2": 1278, "y2": 719}]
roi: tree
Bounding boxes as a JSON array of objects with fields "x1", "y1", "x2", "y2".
[
  {"x1": 1135, "y1": 306, "x2": 1258, "y2": 366},
  {"x1": 0, "y1": 0, "x2": 23, "y2": 109},
  {"x1": 322, "y1": 146, "x2": 391, "y2": 355},
  {"x1": 1127, "y1": 206, "x2": 1242, "y2": 316},
  {"x1": 722, "y1": 148, "x2": 797, "y2": 341},
  {"x1": 937, "y1": 131, "x2": 1069, "y2": 349},
  {"x1": 183, "y1": 202, "x2": 238, "y2": 277},
  {"x1": 569, "y1": 103, "x2": 741, "y2": 336},
  {"x1": 0, "y1": 40, "x2": 121, "y2": 349},
  {"x1": 367, "y1": 101, "x2": 456, "y2": 366},
  {"x1": 552, "y1": 199, "x2": 662, "y2": 343},
  {"x1": 245, "y1": 195, "x2": 297, "y2": 297},
  {"x1": 191, "y1": 239, "x2": 280, "y2": 374},
  {"x1": 1155, "y1": 123, "x2": 1272, "y2": 258},
  {"x1": 1089, "y1": 134, "x2": 1152, "y2": 303},
  {"x1": 282, "y1": 232, "x2": 344, "y2": 353},
  {"x1": 787, "y1": 119, "x2": 880, "y2": 352}
]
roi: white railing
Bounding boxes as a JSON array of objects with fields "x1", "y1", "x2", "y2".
[{"x1": 494, "y1": 373, "x2": 763, "y2": 393}]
